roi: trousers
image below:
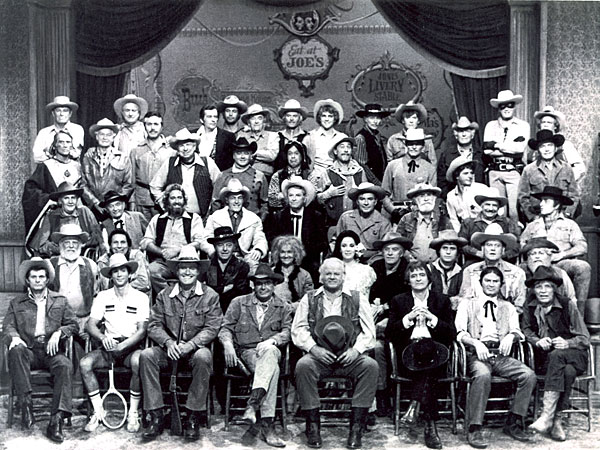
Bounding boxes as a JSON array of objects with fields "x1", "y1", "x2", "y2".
[
  {"x1": 240, "y1": 345, "x2": 281, "y2": 418},
  {"x1": 537, "y1": 347, "x2": 587, "y2": 411}
]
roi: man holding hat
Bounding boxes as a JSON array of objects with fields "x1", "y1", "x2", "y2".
[
  {"x1": 217, "y1": 95, "x2": 248, "y2": 134},
  {"x1": 32, "y1": 95, "x2": 84, "y2": 163},
  {"x1": 292, "y1": 257, "x2": 377, "y2": 449},
  {"x1": 483, "y1": 89, "x2": 530, "y2": 220},
  {"x1": 518, "y1": 130, "x2": 579, "y2": 221},
  {"x1": 520, "y1": 186, "x2": 590, "y2": 312},
  {"x1": 353, "y1": 103, "x2": 390, "y2": 182},
  {"x1": 276, "y1": 99, "x2": 309, "y2": 157},
  {"x1": 437, "y1": 116, "x2": 484, "y2": 198},
  {"x1": 140, "y1": 246, "x2": 223, "y2": 442},
  {"x1": 82, "y1": 118, "x2": 133, "y2": 220},
  {"x1": 150, "y1": 128, "x2": 221, "y2": 220},
  {"x1": 219, "y1": 263, "x2": 292, "y2": 447},
  {"x1": 336, "y1": 182, "x2": 391, "y2": 261},
  {"x1": 305, "y1": 98, "x2": 348, "y2": 171},
  {"x1": 236, "y1": 104, "x2": 279, "y2": 177},
  {"x1": 387, "y1": 100, "x2": 436, "y2": 165},
  {"x1": 428, "y1": 229, "x2": 468, "y2": 308},
  {"x1": 194, "y1": 103, "x2": 236, "y2": 170},
  {"x1": 100, "y1": 190, "x2": 148, "y2": 250},
  {"x1": 3, "y1": 257, "x2": 78, "y2": 442},
  {"x1": 522, "y1": 266, "x2": 590, "y2": 441},
  {"x1": 445, "y1": 155, "x2": 488, "y2": 232},
  {"x1": 113, "y1": 93, "x2": 148, "y2": 155},
  {"x1": 211, "y1": 137, "x2": 268, "y2": 220},
  {"x1": 81, "y1": 253, "x2": 149, "y2": 433}
]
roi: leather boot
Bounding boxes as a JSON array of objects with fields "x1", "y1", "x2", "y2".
[
  {"x1": 424, "y1": 420, "x2": 442, "y2": 449},
  {"x1": 503, "y1": 413, "x2": 532, "y2": 442},
  {"x1": 346, "y1": 407, "x2": 368, "y2": 449},
  {"x1": 400, "y1": 400, "x2": 420, "y2": 425},
  {"x1": 375, "y1": 390, "x2": 391, "y2": 417},
  {"x1": 550, "y1": 411, "x2": 567, "y2": 441},
  {"x1": 20, "y1": 394, "x2": 34, "y2": 430},
  {"x1": 305, "y1": 408, "x2": 322, "y2": 448},
  {"x1": 529, "y1": 390, "x2": 560, "y2": 434},
  {"x1": 142, "y1": 408, "x2": 165, "y2": 442},
  {"x1": 184, "y1": 411, "x2": 201, "y2": 441},
  {"x1": 45, "y1": 411, "x2": 64, "y2": 443},
  {"x1": 242, "y1": 388, "x2": 266, "y2": 425},
  {"x1": 260, "y1": 417, "x2": 286, "y2": 447}
]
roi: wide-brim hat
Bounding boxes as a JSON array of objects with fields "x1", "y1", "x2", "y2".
[
  {"x1": 168, "y1": 128, "x2": 200, "y2": 149},
  {"x1": 402, "y1": 338, "x2": 449, "y2": 371},
  {"x1": 429, "y1": 229, "x2": 468, "y2": 250},
  {"x1": 452, "y1": 116, "x2": 479, "y2": 131},
  {"x1": 18, "y1": 257, "x2": 55, "y2": 286},
  {"x1": 490, "y1": 90, "x2": 523, "y2": 108},
  {"x1": 445, "y1": 155, "x2": 474, "y2": 182},
  {"x1": 533, "y1": 106, "x2": 566, "y2": 128},
  {"x1": 89, "y1": 118, "x2": 119, "y2": 136},
  {"x1": 207, "y1": 226, "x2": 241, "y2": 244},
  {"x1": 241, "y1": 104, "x2": 271, "y2": 124},
  {"x1": 46, "y1": 95, "x2": 79, "y2": 112},
  {"x1": 166, "y1": 245, "x2": 203, "y2": 272},
  {"x1": 356, "y1": 103, "x2": 391, "y2": 119},
  {"x1": 347, "y1": 182, "x2": 387, "y2": 201},
  {"x1": 520, "y1": 237, "x2": 559, "y2": 256},
  {"x1": 394, "y1": 101, "x2": 427, "y2": 122},
  {"x1": 400, "y1": 128, "x2": 432, "y2": 143},
  {"x1": 531, "y1": 185, "x2": 574, "y2": 206},
  {"x1": 250, "y1": 263, "x2": 284, "y2": 284},
  {"x1": 113, "y1": 94, "x2": 148, "y2": 119},
  {"x1": 219, "y1": 177, "x2": 250, "y2": 204},
  {"x1": 525, "y1": 265, "x2": 563, "y2": 288},
  {"x1": 314, "y1": 99, "x2": 344, "y2": 125},
  {"x1": 231, "y1": 137, "x2": 258, "y2": 153},
  {"x1": 474, "y1": 187, "x2": 508, "y2": 208},
  {"x1": 49, "y1": 181, "x2": 83, "y2": 201},
  {"x1": 281, "y1": 176, "x2": 316, "y2": 206},
  {"x1": 470, "y1": 223, "x2": 517, "y2": 249},
  {"x1": 314, "y1": 315, "x2": 355, "y2": 356},
  {"x1": 99, "y1": 190, "x2": 129, "y2": 208},
  {"x1": 373, "y1": 231, "x2": 413, "y2": 251},
  {"x1": 50, "y1": 223, "x2": 89, "y2": 244},
  {"x1": 278, "y1": 99, "x2": 308, "y2": 119},
  {"x1": 328, "y1": 136, "x2": 355, "y2": 160},
  {"x1": 100, "y1": 253, "x2": 139, "y2": 278},
  {"x1": 528, "y1": 129, "x2": 565, "y2": 150},
  {"x1": 406, "y1": 182, "x2": 441, "y2": 199},
  {"x1": 217, "y1": 95, "x2": 248, "y2": 115}
]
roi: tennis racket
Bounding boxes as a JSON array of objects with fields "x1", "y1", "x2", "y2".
[{"x1": 101, "y1": 362, "x2": 128, "y2": 429}]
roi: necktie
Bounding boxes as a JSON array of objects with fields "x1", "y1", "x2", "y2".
[
  {"x1": 407, "y1": 160, "x2": 419, "y2": 173},
  {"x1": 231, "y1": 213, "x2": 240, "y2": 233},
  {"x1": 483, "y1": 300, "x2": 497, "y2": 321},
  {"x1": 291, "y1": 214, "x2": 301, "y2": 237},
  {"x1": 115, "y1": 220, "x2": 124, "y2": 229}
]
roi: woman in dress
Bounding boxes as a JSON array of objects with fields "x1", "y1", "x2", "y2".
[
  {"x1": 332, "y1": 230, "x2": 377, "y2": 302},
  {"x1": 271, "y1": 235, "x2": 314, "y2": 309},
  {"x1": 268, "y1": 140, "x2": 312, "y2": 212}
]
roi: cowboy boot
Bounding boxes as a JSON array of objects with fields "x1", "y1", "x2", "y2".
[
  {"x1": 305, "y1": 408, "x2": 322, "y2": 448},
  {"x1": 424, "y1": 420, "x2": 442, "y2": 449},
  {"x1": 242, "y1": 388, "x2": 266, "y2": 425},
  {"x1": 347, "y1": 407, "x2": 369, "y2": 449},
  {"x1": 550, "y1": 411, "x2": 567, "y2": 441},
  {"x1": 260, "y1": 417, "x2": 286, "y2": 447},
  {"x1": 529, "y1": 390, "x2": 560, "y2": 434},
  {"x1": 184, "y1": 410, "x2": 201, "y2": 441},
  {"x1": 20, "y1": 393, "x2": 34, "y2": 430},
  {"x1": 142, "y1": 408, "x2": 165, "y2": 442},
  {"x1": 400, "y1": 400, "x2": 420, "y2": 425},
  {"x1": 45, "y1": 411, "x2": 64, "y2": 443}
]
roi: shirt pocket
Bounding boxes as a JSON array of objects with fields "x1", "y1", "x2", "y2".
[
  {"x1": 529, "y1": 172, "x2": 546, "y2": 191},
  {"x1": 235, "y1": 321, "x2": 251, "y2": 334}
]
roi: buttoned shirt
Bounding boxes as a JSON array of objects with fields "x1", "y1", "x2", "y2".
[
  {"x1": 115, "y1": 121, "x2": 146, "y2": 156},
  {"x1": 90, "y1": 285, "x2": 149, "y2": 339},
  {"x1": 336, "y1": 209, "x2": 391, "y2": 254},
  {"x1": 255, "y1": 298, "x2": 271, "y2": 329},
  {"x1": 446, "y1": 182, "x2": 487, "y2": 232},
  {"x1": 311, "y1": 160, "x2": 366, "y2": 213},
  {"x1": 386, "y1": 130, "x2": 437, "y2": 165},
  {"x1": 31, "y1": 289, "x2": 48, "y2": 337},
  {"x1": 304, "y1": 127, "x2": 348, "y2": 170},
  {"x1": 57, "y1": 257, "x2": 86, "y2": 316},
  {"x1": 483, "y1": 117, "x2": 530, "y2": 156},
  {"x1": 32, "y1": 121, "x2": 85, "y2": 163},
  {"x1": 140, "y1": 211, "x2": 207, "y2": 251},
  {"x1": 131, "y1": 136, "x2": 175, "y2": 206},
  {"x1": 411, "y1": 213, "x2": 436, "y2": 263},
  {"x1": 381, "y1": 156, "x2": 436, "y2": 212},
  {"x1": 236, "y1": 128, "x2": 279, "y2": 176},
  {"x1": 520, "y1": 213, "x2": 587, "y2": 254}
]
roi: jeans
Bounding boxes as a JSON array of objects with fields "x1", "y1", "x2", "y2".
[{"x1": 240, "y1": 346, "x2": 281, "y2": 418}]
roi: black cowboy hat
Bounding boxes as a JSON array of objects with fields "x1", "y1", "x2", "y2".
[
  {"x1": 231, "y1": 137, "x2": 258, "y2": 153},
  {"x1": 531, "y1": 186, "x2": 573, "y2": 206},
  {"x1": 207, "y1": 226, "x2": 241, "y2": 244},
  {"x1": 99, "y1": 190, "x2": 129, "y2": 208},
  {"x1": 314, "y1": 315, "x2": 356, "y2": 356},
  {"x1": 402, "y1": 338, "x2": 449, "y2": 371},
  {"x1": 528, "y1": 129, "x2": 565, "y2": 150},
  {"x1": 250, "y1": 263, "x2": 284, "y2": 284},
  {"x1": 49, "y1": 181, "x2": 83, "y2": 201},
  {"x1": 525, "y1": 265, "x2": 563, "y2": 288},
  {"x1": 355, "y1": 103, "x2": 391, "y2": 119}
]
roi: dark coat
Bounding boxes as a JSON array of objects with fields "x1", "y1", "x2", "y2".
[
  {"x1": 436, "y1": 138, "x2": 485, "y2": 199},
  {"x1": 190, "y1": 127, "x2": 236, "y2": 171},
  {"x1": 369, "y1": 258, "x2": 410, "y2": 311},
  {"x1": 102, "y1": 210, "x2": 149, "y2": 249},
  {"x1": 202, "y1": 254, "x2": 251, "y2": 313}
]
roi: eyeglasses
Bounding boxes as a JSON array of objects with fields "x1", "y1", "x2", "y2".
[{"x1": 499, "y1": 102, "x2": 515, "y2": 109}]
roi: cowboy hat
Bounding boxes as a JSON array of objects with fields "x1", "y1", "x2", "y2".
[
  {"x1": 373, "y1": 231, "x2": 413, "y2": 250},
  {"x1": 278, "y1": 99, "x2": 308, "y2": 119},
  {"x1": 99, "y1": 190, "x2": 129, "y2": 208},
  {"x1": 231, "y1": 137, "x2": 257, "y2": 153},
  {"x1": 429, "y1": 229, "x2": 468, "y2": 250},
  {"x1": 347, "y1": 182, "x2": 387, "y2": 201},
  {"x1": 100, "y1": 253, "x2": 139, "y2": 278},
  {"x1": 525, "y1": 265, "x2": 563, "y2": 288},
  {"x1": 394, "y1": 101, "x2": 427, "y2": 122},
  {"x1": 217, "y1": 95, "x2": 248, "y2": 115},
  {"x1": 113, "y1": 94, "x2": 148, "y2": 119},
  {"x1": 207, "y1": 226, "x2": 241, "y2": 245},
  {"x1": 250, "y1": 263, "x2": 284, "y2": 284},
  {"x1": 314, "y1": 99, "x2": 344, "y2": 125},
  {"x1": 528, "y1": 129, "x2": 565, "y2": 150},
  {"x1": 402, "y1": 338, "x2": 449, "y2": 371},
  {"x1": 445, "y1": 155, "x2": 475, "y2": 182},
  {"x1": 46, "y1": 95, "x2": 78, "y2": 112},
  {"x1": 399, "y1": 128, "x2": 432, "y2": 143},
  {"x1": 452, "y1": 116, "x2": 479, "y2": 131},
  {"x1": 355, "y1": 103, "x2": 391, "y2": 119},
  {"x1": 520, "y1": 237, "x2": 559, "y2": 256},
  {"x1": 406, "y1": 182, "x2": 442, "y2": 199},
  {"x1": 531, "y1": 185, "x2": 574, "y2": 206},
  {"x1": 314, "y1": 315, "x2": 356, "y2": 356},
  {"x1": 470, "y1": 223, "x2": 517, "y2": 249},
  {"x1": 490, "y1": 90, "x2": 523, "y2": 108},
  {"x1": 168, "y1": 128, "x2": 200, "y2": 149},
  {"x1": 50, "y1": 223, "x2": 89, "y2": 244},
  {"x1": 49, "y1": 181, "x2": 83, "y2": 201},
  {"x1": 474, "y1": 186, "x2": 508, "y2": 208},
  {"x1": 281, "y1": 176, "x2": 316, "y2": 206},
  {"x1": 89, "y1": 118, "x2": 119, "y2": 136},
  {"x1": 328, "y1": 136, "x2": 355, "y2": 160},
  {"x1": 218, "y1": 177, "x2": 250, "y2": 205},
  {"x1": 533, "y1": 106, "x2": 566, "y2": 128},
  {"x1": 240, "y1": 104, "x2": 271, "y2": 125},
  {"x1": 166, "y1": 245, "x2": 203, "y2": 273},
  {"x1": 18, "y1": 257, "x2": 55, "y2": 286}
]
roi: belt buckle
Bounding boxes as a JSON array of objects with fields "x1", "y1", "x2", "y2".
[
  {"x1": 498, "y1": 164, "x2": 507, "y2": 171},
  {"x1": 35, "y1": 336, "x2": 46, "y2": 344}
]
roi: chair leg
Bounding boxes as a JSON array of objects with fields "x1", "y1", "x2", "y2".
[
  {"x1": 279, "y1": 379, "x2": 287, "y2": 432},
  {"x1": 206, "y1": 381, "x2": 213, "y2": 429},
  {"x1": 463, "y1": 382, "x2": 470, "y2": 438},
  {"x1": 7, "y1": 382, "x2": 14, "y2": 428},
  {"x1": 586, "y1": 380, "x2": 592, "y2": 432},
  {"x1": 224, "y1": 379, "x2": 232, "y2": 431},
  {"x1": 394, "y1": 383, "x2": 400, "y2": 436},
  {"x1": 450, "y1": 381, "x2": 457, "y2": 434}
]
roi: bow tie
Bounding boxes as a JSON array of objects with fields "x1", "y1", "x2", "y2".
[
  {"x1": 407, "y1": 160, "x2": 419, "y2": 173},
  {"x1": 114, "y1": 220, "x2": 124, "y2": 229},
  {"x1": 483, "y1": 300, "x2": 497, "y2": 321},
  {"x1": 291, "y1": 214, "x2": 302, "y2": 219}
]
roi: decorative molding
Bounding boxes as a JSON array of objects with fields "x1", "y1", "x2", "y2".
[{"x1": 180, "y1": 23, "x2": 393, "y2": 38}]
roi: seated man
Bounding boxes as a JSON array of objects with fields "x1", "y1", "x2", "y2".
[
  {"x1": 522, "y1": 266, "x2": 590, "y2": 442},
  {"x1": 2, "y1": 257, "x2": 78, "y2": 442},
  {"x1": 100, "y1": 190, "x2": 148, "y2": 250},
  {"x1": 81, "y1": 253, "x2": 149, "y2": 433},
  {"x1": 139, "y1": 247, "x2": 223, "y2": 442},
  {"x1": 428, "y1": 229, "x2": 468, "y2": 310},
  {"x1": 219, "y1": 263, "x2": 292, "y2": 447},
  {"x1": 455, "y1": 266, "x2": 536, "y2": 448},
  {"x1": 520, "y1": 185, "x2": 590, "y2": 313},
  {"x1": 292, "y1": 258, "x2": 378, "y2": 449}
]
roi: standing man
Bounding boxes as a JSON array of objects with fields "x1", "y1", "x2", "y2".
[
  {"x1": 237, "y1": 104, "x2": 280, "y2": 178},
  {"x1": 219, "y1": 263, "x2": 292, "y2": 447},
  {"x1": 32, "y1": 96, "x2": 84, "y2": 163},
  {"x1": 195, "y1": 103, "x2": 236, "y2": 170},
  {"x1": 354, "y1": 103, "x2": 391, "y2": 183},
  {"x1": 217, "y1": 95, "x2": 248, "y2": 134},
  {"x1": 304, "y1": 98, "x2": 347, "y2": 171},
  {"x1": 100, "y1": 190, "x2": 148, "y2": 250},
  {"x1": 113, "y1": 94, "x2": 148, "y2": 155},
  {"x1": 445, "y1": 156, "x2": 488, "y2": 233},
  {"x1": 139, "y1": 247, "x2": 223, "y2": 442},
  {"x1": 276, "y1": 99, "x2": 309, "y2": 167},
  {"x1": 3, "y1": 257, "x2": 78, "y2": 442},
  {"x1": 386, "y1": 101, "x2": 436, "y2": 164}
]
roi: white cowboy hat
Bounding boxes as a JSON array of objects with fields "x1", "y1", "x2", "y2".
[
  {"x1": 281, "y1": 176, "x2": 316, "y2": 206},
  {"x1": 394, "y1": 101, "x2": 427, "y2": 122},
  {"x1": 217, "y1": 95, "x2": 248, "y2": 115},
  {"x1": 166, "y1": 245, "x2": 204, "y2": 273},
  {"x1": 218, "y1": 177, "x2": 250, "y2": 205},
  {"x1": 406, "y1": 181, "x2": 442, "y2": 199},
  {"x1": 445, "y1": 155, "x2": 475, "y2": 182},
  {"x1": 328, "y1": 136, "x2": 355, "y2": 160},
  {"x1": 533, "y1": 106, "x2": 566, "y2": 128},
  {"x1": 347, "y1": 182, "x2": 387, "y2": 201},
  {"x1": 278, "y1": 99, "x2": 308, "y2": 119},
  {"x1": 50, "y1": 223, "x2": 89, "y2": 244},
  {"x1": 113, "y1": 94, "x2": 148, "y2": 119},
  {"x1": 89, "y1": 118, "x2": 119, "y2": 136},
  {"x1": 490, "y1": 90, "x2": 523, "y2": 108},
  {"x1": 452, "y1": 116, "x2": 479, "y2": 131},
  {"x1": 471, "y1": 222, "x2": 518, "y2": 249},
  {"x1": 100, "y1": 253, "x2": 139, "y2": 278},
  {"x1": 168, "y1": 128, "x2": 201, "y2": 149},
  {"x1": 400, "y1": 128, "x2": 432, "y2": 143},
  {"x1": 313, "y1": 99, "x2": 344, "y2": 125},
  {"x1": 474, "y1": 186, "x2": 508, "y2": 208},
  {"x1": 240, "y1": 104, "x2": 271, "y2": 124},
  {"x1": 46, "y1": 95, "x2": 79, "y2": 112},
  {"x1": 18, "y1": 257, "x2": 55, "y2": 286}
]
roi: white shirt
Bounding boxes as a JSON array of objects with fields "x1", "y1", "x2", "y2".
[
  {"x1": 90, "y1": 285, "x2": 149, "y2": 339},
  {"x1": 197, "y1": 126, "x2": 218, "y2": 158}
]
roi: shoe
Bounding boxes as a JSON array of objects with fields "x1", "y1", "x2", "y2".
[
  {"x1": 400, "y1": 400, "x2": 420, "y2": 425},
  {"x1": 424, "y1": 420, "x2": 442, "y2": 449},
  {"x1": 20, "y1": 395, "x2": 35, "y2": 430},
  {"x1": 184, "y1": 411, "x2": 201, "y2": 441},
  {"x1": 503, "y1": 422, "x2": 532, "y2": 443},
  {"x1": 84, "y1": 411, "x2": 104, "y2": 432},
  {"x1": 142, "y1": 408, "x2": 165, "y2": 442},
  {"x1": 529, "y1": 390, "x2": 560, "y2": 434},
  {"x1": 45, "y1": 412, "x2": 64, "y2": 443},
  {"x1": 260, "y1": 418, "x2": 286, "y2": 447},
  {"x1": 467, "y1": 428, "x2": 488, "y2": 449},
  {"x1": 366, "y1": 412, "x2": 376, "y2": 428},
  {"x1": 550, "y1": 412, "x2": 566, "y2": 441},
  {"x1": 375, "y1": 391, "x2": 391, "y2": 418},
  {"x1": 347, "y1": 407, "x2": 368, "y2": 449},
  {"x1": 241, "y1": 405, "x2": 257, "y2": 425},
  {"x1": 305, "y1": 408, "x2": 322, "y2": 448},
  {"x1": 127, "y1": 409, "x2": 141, "y2": 433},
  {"x1": 241, "y1": 423, "x2": 259, "y2": 446}
]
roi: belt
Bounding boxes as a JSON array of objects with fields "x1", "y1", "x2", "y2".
[
  {"x1": 136, "y1": 180, "x2": 150, "y2": 189},
  {"x1": 489, "y1": 163, "x2": 524, "y2": 173},
  {"x1": 34, "y1": 335, "x2": 47, "y2": 344},
  {"x1": 481, "y1": 341, "x2": 500, "y2": 349}
]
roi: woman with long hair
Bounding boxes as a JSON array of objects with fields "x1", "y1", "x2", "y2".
[
  {"x1": 332, "y1": 230, "x2": 376, "y2": 303},
  {"x1": 271, "y1": 235, "x2": 314, "y2": 308}
]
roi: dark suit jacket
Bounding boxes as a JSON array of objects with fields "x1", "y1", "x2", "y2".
[
  {"x1": 102, "y1": 210, "x2": 149, "y2": 249},
  {"x1": 201, "y1": 254, "x2": 251, "y2": 313},
  {"x1": 188, "y1": 127, "x2": 235, "y2": 170}
]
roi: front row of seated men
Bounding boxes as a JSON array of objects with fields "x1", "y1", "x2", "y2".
[{"x1": 3, "y1": 243, "x2": 591, "y2": 448}]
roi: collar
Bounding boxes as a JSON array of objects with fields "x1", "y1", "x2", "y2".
[
  {"x1": 229, "y1": 209, "x2": 243, "y2": 218},
  {"x1": 28, "y1": 288, "x2": 48, "y2": 303},
  {"x1": 281, "y1": 128, "x2": 305, "y2": 139},
  {"x1": 160, "y1": 210, "x2": 192, "y2": 220},
  {"x1": 51, "y1": 121, "x2": 73, "y2": 132},
  {"x1": 232, "y1": 164, "x2": 251, "y2": 173},
  {"x1": 317, "y1": 127, "x2": 337, "y2": 137},
  {"x1": 331, "y1": 158, "x2": 361, "y2": 173},
  {"x1": 198, "y1": 125, "x2": 217, "y2": 136},
  {"x1": 432, "y1": 258, "x2": 461, "y2": 277},
  {"x1": 92, "y1": 145, "x2": 121, "y2": 158},
  {"x1": 174, "y1": 153, "x2": 204, "y2": 167},
  {"x1": 60, "y1": 209, "x2": 79, "y2": 218},
  {"x1": 412, "y1": 287, "x2": 430, "y2": 303},
  {"x1": 145, "y1": 135, "x2": 168, "y2": 149},
  {"x1": 496, "y1": 117, "x2": 519, "y2": 127},
  {"x1": 363, "y1": 126, "x2": 379, "y2": 136},
  {"x1": 57, "y1": 256, "x2": 84, "y2": 266},
  {"x1": 169, "y1": 280, "x2": 204, "y2": 298},
  {"x1": 416, "y1": 212, "x2": 433, "y2": 225},
  {"x1": 535, "y1": 297, "x2": 563, "y2": 312},
  {"x1": 252, "y1": 296, "x2": 272, "y2": 306},
  {"x1": 480, "y1": 294, "x2": 499, "y2": 307},
  {"x1": 290, "y1": 206, "x2": 304, "y2": 216}
]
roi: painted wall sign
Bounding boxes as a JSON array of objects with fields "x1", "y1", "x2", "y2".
[
  {"x1": 423, "y1": 108, "x2": 446, "y2": 149},
  {"x1": 172, "y1": 74, "x2": 214, "y2": 128}
]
